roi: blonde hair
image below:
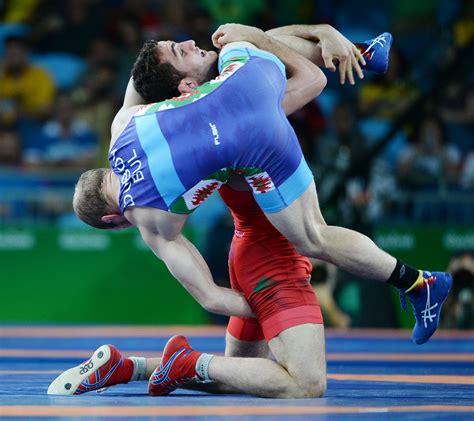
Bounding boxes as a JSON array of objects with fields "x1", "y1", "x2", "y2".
[{"x1": 73, "y1": 168, "x2": 116, "y2": 229}]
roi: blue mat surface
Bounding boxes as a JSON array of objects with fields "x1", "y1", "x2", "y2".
[{"x1": 1, "y1": 327, "x2": 473, "y2": 420}]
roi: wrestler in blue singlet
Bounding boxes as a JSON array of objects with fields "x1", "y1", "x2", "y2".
[{"x1": 109, "y1": 46, "x2": 313, "y2": 215}]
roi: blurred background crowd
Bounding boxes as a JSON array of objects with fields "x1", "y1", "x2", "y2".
[{"x1": 0, "y1": 0, "x2": 472, "y2": 328}]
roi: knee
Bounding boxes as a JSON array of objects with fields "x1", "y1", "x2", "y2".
[
  {"x1": 297, "y1": 376, "x2": 327, "y2": 398},
  {"x1": 277, "y1": 375, "x2": 327, "y2": 399}
]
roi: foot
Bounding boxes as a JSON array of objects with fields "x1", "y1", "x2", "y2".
[
  {"x1": 356, "y1": 32, "x2": 393, "y2": 74},
  {"x1": 47, "y1": 344, "x2": 133, "y2": 395},
  {"x1": 400, "y1": 271, "x2": 453, "y2": 345},
  {"x1": 148, "y1": 335, "x2": 202, "y2": 396}
]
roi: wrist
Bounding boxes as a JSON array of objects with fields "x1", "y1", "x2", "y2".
[
  {"x1": 311, "y1": 24, "x2": 334, "y2": 42},
  {"x1": 249, "y1": 29, "x2": 267, "y2": 48}
]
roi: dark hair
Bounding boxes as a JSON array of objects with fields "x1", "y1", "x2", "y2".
[
  {"x1": 73, "y1": 168, "x2": 116, "y2": 229},
  {"x1": 131, "y1": 40, "x2": 185, "y2": 103}
]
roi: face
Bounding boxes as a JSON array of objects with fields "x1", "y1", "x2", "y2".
[{"x1": 157, "y1": 40, "x2": 218, "y2": 85}]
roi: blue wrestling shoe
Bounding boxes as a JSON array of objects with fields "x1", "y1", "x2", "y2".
[
  {"x1": 356, "y1": 32, "x2": 393, "y2": 74},
  {"x1": 399, "y1": 271, "x2": 453, "y2": 345}
]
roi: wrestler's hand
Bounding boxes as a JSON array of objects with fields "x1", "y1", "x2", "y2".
[
  {"x1": 212, "y1": 23, "x2": 265, "y2": 49},
  {"x1": 318, "y1": 25, "x2": 366, "y2": 85}
]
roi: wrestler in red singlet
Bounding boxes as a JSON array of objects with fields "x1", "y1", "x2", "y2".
[{"x1": 219, "y1": 184, "x2": 323, "y2": 342}]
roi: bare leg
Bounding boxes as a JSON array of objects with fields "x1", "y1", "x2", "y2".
[
  {"x1": 224, "y1": 331, "x2": 271, "y2": 358},
  {"x1": 146, "y1": 325, "x2": 325, "y2": 398},
  {"x1": 141, "y1": 332, "x2": 270, "y2": 394},
  {"x1": 181, "y1": 331, "x2": 270, "y2": 394},
  {"x1": 207, "y1": 324, "x2": 326, "y2": 398},
  {"x1": 145, "y1": 358, "x2": 161, "y2": 379},
  {"x1": 265, "y1": 181, "x2": 396, "y2": 281}
]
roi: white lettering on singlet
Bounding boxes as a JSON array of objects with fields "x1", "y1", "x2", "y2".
[
  {"x1": 110, "y1": 147, "x2": 144, "y2": 207},
  {"x1": 209, "y1": 122, "x2": 220, "y2": 145}
]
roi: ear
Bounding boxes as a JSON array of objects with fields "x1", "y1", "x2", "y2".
[
  {"x1": 101, "y1": 213, "x2": 123, "y2": 225},
  {"x1": 177, "y1": 77, "x2": 199, "y2": 94}
]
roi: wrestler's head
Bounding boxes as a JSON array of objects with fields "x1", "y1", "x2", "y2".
[
  {"x1": 73, "y1": 168, "x2": 131, "y2": 230},
  {"x1": 132, "y1": 39, "x2": 218, "y2": 103}
]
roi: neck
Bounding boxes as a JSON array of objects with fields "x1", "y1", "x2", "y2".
[{"x1": 104, "y1": 170, "x2": 120, "y2": 210}]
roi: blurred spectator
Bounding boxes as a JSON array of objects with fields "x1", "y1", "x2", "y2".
[
  {"x1": 389, "y1": 0, "x2": 443, "y2": 64},
  {"x1": 289, "y1": 100, "x2": 326, "y2": 165},
  {"x1": 397, "y1": 115, "x2": 461, "y2": 190},
  {"x1": 0, "y1": 125, "x2": 21, "y2": 166},
  {"x1": 441, "y1": 252, "x2": 474, "y2": 329},
  {"x1": 0, "y1": 35, "x2": 56, "y2": 125},
  {"x1": 357, "y1": 48, "x2": 417, "y2": 119},
  {"x1": 440, "y1": 83, "x2": 474, "y2": 124},
  {"x1": 315, "y1": 102, "x2": 372, "y2": 227},
  {"x1": 316, "y1": 102, "x2": 365, "y2": 171},
  {"x1": 73, "y1": 62, "x2": 118, "y2": 166},
  {"x1": 461, "y1": 152, "x2": 474, "y2": 190},
  {"x1": 453, "y1": 0, "x2": 474, "y2": 48},
  {"x1": 334, "y1": 268, "x2": 398, "y2": 328},
  {"x1": 106, "y1": 0, "x2": 162, "y2": 40},
  {"x1": 160, "y1": 0, "x2": 191, "y2": 37},
  {"x1": 185, "y1": 8, "x2": 214, "y2": 52},
  {"x1": 439, "y1": 82, "x2": 474, "y2": 154},
  {"x1": 315, "y1": 100, "x2": 399, "y2": 224},
  {"x1": 310, "y1": 261, "x2": 351, "y2": 328},
  {"x1": 31, "y1": 0, "x2": 104, "y2": 56},
  {"x1": 72, "y1": 36, "x2": 118, "y2": 164},
  {"x1": 112, "y1": 18, "x2": 144, "y2": 94},
  {"x1": 86, "y1": 37, "x2": 116, "y2": 68},
  {"x1": 23, "y1": 92, "x2": 98, "y2": 169},
  {"x1": 391, "y1": 0, "x2": 440, "y2": 33},
  {"x1": 2, "y1": 0, "x2": 40, "y2": 23}
]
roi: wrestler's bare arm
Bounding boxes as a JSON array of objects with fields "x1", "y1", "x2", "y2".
[
  {"x1": 267, "y1": 24, "x2": 365, "y2": 85},
  {"x1": 110, "y1": 78, "x2": 145, "y2": 143},
  {"x1": 128, "y1": 207, "x2": 254, "y2": 317},
  {"x1": 122, "y1": 77, "x2": 145, "y2": 108},
  {"x1": 116, "y1": 24, "x2": 362, "y2": 122},
  {"x1": 271, "y1": 34, "x2": 324, "y2": 67},
  {"x1": 212, "y1": 24, "x2": 326, "y2": 116}
]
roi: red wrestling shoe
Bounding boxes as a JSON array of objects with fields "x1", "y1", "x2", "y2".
[
  {"x1": 148, "y1": 335, "x2": 202, "y2": 396},
  {"x1": 47, "y1": 345, "x2": 133, "y2": 395}
]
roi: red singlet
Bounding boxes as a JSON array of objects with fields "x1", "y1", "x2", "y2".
[{"x1": 219, "y1": 184, "x2": 323, "y2": 342}]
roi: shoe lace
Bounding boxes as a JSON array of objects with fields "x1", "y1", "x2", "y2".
[
  {"x1": 421, "y1": 275, "x2": 438, "y2": 328},
  {"x1": 400, "y1": 275, "x2": 439, "y2": 328},
  {"x1": 364, "y1": 34, "x2": 387, "y2": 54},
  {"x1": 165, "y1": 375, "x2": 197, "y2": 391}
]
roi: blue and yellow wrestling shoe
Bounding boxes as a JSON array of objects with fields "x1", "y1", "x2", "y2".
[
  {"x1": 400, "y1": 271, "x2": 453, "y2": 345},
  {"x1": 356, "y1": 32, "x2": 393, "y2": 74}
]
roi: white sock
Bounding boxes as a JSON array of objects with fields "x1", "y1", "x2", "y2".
[
  {"x1": 129, "y1": 356, "x2": 147, "y2": 381},
  {"x1": 195, "y1": 353, "x2": 215, "y2": 382}
]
